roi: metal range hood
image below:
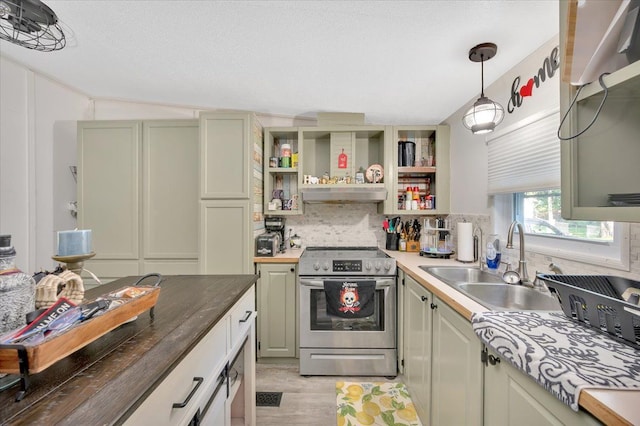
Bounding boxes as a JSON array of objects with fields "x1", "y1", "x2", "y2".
[{"x1": 300, "y1": 186, "x2": 387, "y2": 203}]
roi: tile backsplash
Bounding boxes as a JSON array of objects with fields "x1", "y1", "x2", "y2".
[
  {"x1": 282, "y1": 205, "x2": 640, "y2": 281},
  {"x1": 283, "y1": 205, "x2": 490, "y2": 252}
]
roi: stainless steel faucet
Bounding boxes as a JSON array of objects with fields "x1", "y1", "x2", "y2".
[
  {"x1": 506, "y1": 221, "x2": 530, "y2": 285},
  {"x1": 474, "y1": 225, "x2": 484, "y2": 271}
]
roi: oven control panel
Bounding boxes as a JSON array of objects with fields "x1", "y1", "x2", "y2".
[{"x1": 333, "y1": 260, "x2": 362, "y2": 272}]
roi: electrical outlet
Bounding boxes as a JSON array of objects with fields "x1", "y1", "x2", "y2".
[{"x1": 67, "y1": 201, "x2": 78, "y2": 218}]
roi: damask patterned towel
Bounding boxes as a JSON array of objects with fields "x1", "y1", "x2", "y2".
[{"x1": 472, "y1": 311, "x2": 640, "y2": 411}]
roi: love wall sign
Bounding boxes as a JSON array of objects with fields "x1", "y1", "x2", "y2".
[{"x1": 507, "y1": 46, "x2": 560, "y2": 114}]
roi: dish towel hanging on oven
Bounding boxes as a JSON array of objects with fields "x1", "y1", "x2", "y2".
[{"x1": 324, "y1": 280, "x2": 375, "y2": 318}]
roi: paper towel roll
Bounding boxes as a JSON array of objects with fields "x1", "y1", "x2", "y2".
[{"x1": 457, "y1": 222, "x2": 474, "y2": 262}]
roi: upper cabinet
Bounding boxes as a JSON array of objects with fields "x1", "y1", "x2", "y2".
[
  {"x1": 200, "y1": 111, "x2": 262, "y2": 274},
  {"x1": 560, "y1": 1, "x2": 640, "y2": 221},
  {"x1": 200, "y1": 112, "x2": 254, "y2": 199},
  {"x1": 264, "y1": 127, "x2": 302, "y2": 215},
  {"x1": 77, "y1": 120, "x2": 200, "y2": 282},
  {"x1": 384, "y1": 125, "x2": 450, "y2": 215},
  {"x1": 264, "y1": 123, "x2": 451, "y2": 215}
]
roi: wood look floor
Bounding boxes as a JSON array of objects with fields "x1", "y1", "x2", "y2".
[{"x1": 255, "y1": 359, "x2": 402, "y2": 425}]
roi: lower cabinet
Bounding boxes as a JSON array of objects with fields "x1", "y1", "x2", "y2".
[
  {"x1": 256, "y1": 263, "x2": 297, "y2": 358},
  {"x1": 484, "y1": 347, "x2": 601, "y2": 426},
  {"x1": 430, "y1": 297, "x2": 483, "y2": 426},
  {"x1": 401, "y1": 270, "x2": 604, "y2": 426},
  {"x1": 125, "y1": 285, "x2": 256, "y2": 426},
  {"x1": 200, "y1": 200, "x2": 253, "y2": 274},
  {"x1": 402, "y1": 275, "x2": 432, "y2": 423}
]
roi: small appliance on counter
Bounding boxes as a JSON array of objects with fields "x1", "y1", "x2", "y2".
[
  {"x1": 419, "y1": 218, "x2": 453, "y2": 258},
  {"x1": 255, "y1": 216, "x2": 287, "y2": 256},
  {"x1": 255, "y1": 232, "x2": 281, "y2": 257}
]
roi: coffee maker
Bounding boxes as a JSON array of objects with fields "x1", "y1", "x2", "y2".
[{"x1": 265, "y1": 216, "x2": 287, "y2": 253}]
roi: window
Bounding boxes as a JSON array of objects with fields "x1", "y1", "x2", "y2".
[
  {"x1": 514, "y1": 190, "x2": 614, "y2": 242},
  {"x1": 493, "y1": 192, "x2": 629, "y2": 271},
  {"x1": 487, "y1": 108, "x2": 629, "y2": 271}
]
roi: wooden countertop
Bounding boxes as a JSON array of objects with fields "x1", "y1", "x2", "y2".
[
  {"x1": 0, "y1": 274, "x2": 258, "y2": 425},
  {"x1": 254, "y1": 248, "x2": 303, "y2": 263},
  {"x1": 389, "y1": 250, "x2": 640, "y2": 426}
]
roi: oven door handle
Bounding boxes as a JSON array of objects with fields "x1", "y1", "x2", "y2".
[{"x1": 299, "y1": 281, "x2": 393, "y2": 289}]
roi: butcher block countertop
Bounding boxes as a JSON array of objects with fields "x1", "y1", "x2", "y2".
[
  {"x1": 253, "y1": 248, "x2": 303, "y2": 263},
  {"x1": 390, "y1": 250, "x2": 640, "y2": 426},
  {"x1": 0, "y1": 274, "x2": 257, "y2": 425}
]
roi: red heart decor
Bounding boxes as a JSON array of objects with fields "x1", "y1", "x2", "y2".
[{"x1": 520, "y1": 78, "x2": 534, "y2": 97}]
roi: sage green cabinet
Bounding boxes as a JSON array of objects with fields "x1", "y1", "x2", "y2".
[
  {"x1": 200, "y1": 200, "x2": 252, "y2": 274},
  {"x1": 264, "y1": 128, "x2": 302, "y2": 215},
  {"x1": 484, "y1": 347, "x2": 600, "y2": 426},
  {"x1": 256, "y1": 263, "x2": 297, "y2": 358},
  {"x1": 402, "y1": 275, "x2": 432, "y2": 424},
  {"x1": 431, "y1": 297, "x2": 483, "y2": 426},
  {"x1": 402, "y1": 275, "x2": 482, "y2": 426},
  {"x1": 384, "y1": 125, "x2": 450, "y2": 215},
  {"x1": 199, "y1": 112, "x2": 263, "y2": 274},
  {"x1": 77, "y1": 120, "x2": 199, "y2": 282},
  {"x1": 559, "y1": 1, "x2": 640, "y2": 222},
  {"x1": 200, "y1": 112, "x2": 254, "y2": 199}
]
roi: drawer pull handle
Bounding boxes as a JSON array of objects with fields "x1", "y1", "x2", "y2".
[
  {"x1": 202, "y1": 371, "x2": 227, "y2": 418},
  {"x1": 239, "y1": 310, "x2": 252, "y2": 323},
  {"x1": 172, "y1": 376, "x2": 203, "y2": 409}
]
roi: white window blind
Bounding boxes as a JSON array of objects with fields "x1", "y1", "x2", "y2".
[{"x1": 486, "y1": 108, "x2": 560, "y2": 194}]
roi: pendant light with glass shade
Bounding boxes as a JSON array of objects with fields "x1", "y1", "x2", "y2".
[{"x1": 462, "y1": 43, "x2": 504, "y2": 135}]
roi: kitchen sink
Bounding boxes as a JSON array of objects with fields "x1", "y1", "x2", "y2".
[
  {"x1": 457, "y1": 283, "x2": 560, "y2": 311},
  {"x1": 421, "y1": 266, "x2": 560, "y2": 311},
  {"x1": 419, "y1": 266, "x2": 504, "y2": 284}
]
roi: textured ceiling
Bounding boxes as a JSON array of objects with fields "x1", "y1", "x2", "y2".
[{"x1": 0, "y1": 1, "x2": 559, "y2": 124}]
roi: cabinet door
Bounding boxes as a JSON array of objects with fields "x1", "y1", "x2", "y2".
[
  {"x1": 200, "y1": 200, "x2": 252, "y2": 274},
  {"x1": 431, "y1": 297, "x2": 483, "y2": 426},
  {"x1": 257, "y1": 263, "x2": 297, "y2": 358},
  {"x1": 77, "y1": 121, "x2": 141, "y2": 276},
  {"x1": 484, "y1": 347, "x2": 601, "y2": 426},
  {"x1": 200, "y1": 112, "x2": 253, "y2": 199},
  {"x1": 143, "y1": 120, "x2": 199, "y2": 264},
  {"x1": 560, "y1": 1, "x2": 640, "y2": 222},
  {"x1": 402, "y1": 275, "x2": 432, "y2": 424},
  {"x1": 396, "y1": 269, "x2": 405, "y2": 375}
]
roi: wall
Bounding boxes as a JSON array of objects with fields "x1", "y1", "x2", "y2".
[
  {"x1": 446, "y1": 36, "x2": 561, "y2": 215},
  {"x1": 1, "y1": 56, "x2": 92, "y2": 272},
  {"x1": 0, "y1": 54, "x2": 318, "y2": 272},
  {"x1": 3, "y1": 42, "x2": 638, "y2": 280},
  {"x1": 443, "y1": 36, "x2": 640, "y2": 280}
]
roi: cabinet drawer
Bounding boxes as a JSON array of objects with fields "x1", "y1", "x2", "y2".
[
  {"x1": 125, "y1": 320, "x2": 228, "y2": 426},
  {"x1": 229, "y1": 285, "x2": 255, "y2": 351}
]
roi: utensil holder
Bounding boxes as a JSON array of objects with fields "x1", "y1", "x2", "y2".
[
  {"x1": 406, "y1": 241, "x2": 420, "y2": 252},
  {"x1": 385, "y1": 233, "x2": 399, "y2": 251}
]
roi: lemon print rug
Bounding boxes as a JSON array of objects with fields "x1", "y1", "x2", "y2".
[{"x1": 336, "y1": 381, "x2": 422, "y2": 426}]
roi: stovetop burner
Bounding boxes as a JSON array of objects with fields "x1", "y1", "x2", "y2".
[{"x1": 299, "y1": 246, "x2": 396, "y2": 276}]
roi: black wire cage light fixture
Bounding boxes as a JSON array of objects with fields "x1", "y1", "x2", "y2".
[
  {"x1": 0, "y1": 0, "x2": 65, "y2": 51},
  {"x1": 462, "y1": 43, "x2": 504, "y2": 135}
]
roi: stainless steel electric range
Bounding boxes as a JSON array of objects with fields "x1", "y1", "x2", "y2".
[{"x1": 298, "y1": 246, "x2": 397, "y2": 376}]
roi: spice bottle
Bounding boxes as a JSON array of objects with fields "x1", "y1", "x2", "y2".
[{"x1": 405, "y1": 187, "x2": 413, "y2": 210}]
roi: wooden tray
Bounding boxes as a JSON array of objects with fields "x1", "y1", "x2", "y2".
[{"x1": 0, "y1": 286, "x2": 160, "y2": 375}]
